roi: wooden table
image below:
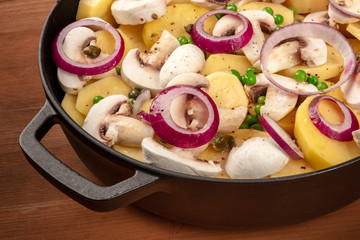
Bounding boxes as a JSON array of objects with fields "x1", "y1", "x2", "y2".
[{"x1": 1, "y1": 0, "x2": 359, "y2": 239}]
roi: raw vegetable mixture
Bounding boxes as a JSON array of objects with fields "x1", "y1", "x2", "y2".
[{"x1": 56, "y1": 0, "x2": 360, "y2": 179}]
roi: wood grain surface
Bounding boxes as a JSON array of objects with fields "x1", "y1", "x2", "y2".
[{"x1": 0, "y1": 0, "x2": 359, "y2": 239}]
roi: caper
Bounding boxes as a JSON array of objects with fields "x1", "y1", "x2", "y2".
[
  {"x1": 128, "y1": 88, "x2": 141, "y2": 99},
  {"x1": 211, "y1": 133, "x2": 235, "y2": 152},
  {"x1": 83, "y1": 45, "x2": 101, "y2": 59},
  {"x1": 184, "y1": 24, "x2": 194, "y2": 34},
  {"x1": 356, "y1": 50, "x2": 360, "y2": 61}
]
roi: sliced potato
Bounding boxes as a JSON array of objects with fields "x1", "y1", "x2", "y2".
[
  {"x1": 76, "y1": 75, "x2": 132, "y2": 115},
  {"x1": 76, "y1": 0, "x2": 117, "y2": 26},
  {"x1": 61, "y1": 93, "x2": 86, "y2": 126},
  {"x1": 201, "y1": 54, "x2": 252, "y2": 77},
  {"x1": 142, "y1": 3, "x2": 217, "y2": 49},
  {"x1": 206, "y1": 72, "x2": 249, "y2": 109}
]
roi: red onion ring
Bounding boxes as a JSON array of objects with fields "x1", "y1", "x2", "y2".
[
  {"x1": 52, "y1": 18, "x2": 125, "y2": 75},
  {"x1": 149, "y1": 85, "x2": 219, "y2": 148},
  {"x1": 308, "y1": 95, "x2": 359, "y2": 142},
  {"x1": 260, "y1": 22, "x2": 356, "y2": 95},
  {"x1": 191, "y1": 9, "x2": 253, "y2": 54},
  {"x1": 261, "y1": 113, "x2": 304, "y2": 160},
  {"x1": 328, "y1": 0, "x2": 360, "y2": 19}
]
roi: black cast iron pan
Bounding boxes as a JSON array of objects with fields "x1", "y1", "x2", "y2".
[{"x1": 19, "y1": 0, "x2": 360, "y2": 228}]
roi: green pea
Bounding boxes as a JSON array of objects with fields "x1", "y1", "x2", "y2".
[
  {"x1": 263, "y1": 7, "x2": 274, "y2": 16},
  {"x1": 93, "y1": 96, "x2": 104, "y2": 104},
  {"x1": 246, "y1": 114, "x2": 258, "y2": 125},
  {"x1": 239, "y1": 122, "x2": 250, "y2": 129},
  {"x1": 288, "y1": 7, "x2": 296, "y2": 16},
  {"x1": 240, "y1": 75, "x2": 246, "y2": 85},
  {"x1": 215, "y1": 14, "x2": 224, "y2": 20},
  {"x1": 230, "y1": 69, "x2": 242, "y2": 80},
  {"x1": 246, "y1": 66, "x2": 259, "y2": 74},
  {"x1": 225, "y1": 4, "x2": 237, "y2": 12},
  {"x1": 257, "y1": 95, "x2": 266, "y2": 104},
  {"x1": 274, "y1": 14, "x2": 284, "y2": 25},
  {"x1": 317, "y1": 81, "x2": 328, "y2": 90},
  {"x1": 244, "y1": 73, "x2": 257, "y2": 86},
  {"x1": 294, "y1": 70, "x2": 307, "y2": 82},
  {"x1": 177, "y1": 36, "x2": 188, "y2": 45},
  {"x1": 115, "y1": 66, "x2": 121, "y2": 75},
  {"x1": 251, "y1": 123, "x2": 264, "y2": 131},
  {"x1": 187, "y1": 37, "x2": 194, "y2": 44},
  {"x1": 307, "y1": 75, "x2": 319, "y2": 86},
  {"x1": 254, "y1": 104, "x2": 263, "y2": 115}
]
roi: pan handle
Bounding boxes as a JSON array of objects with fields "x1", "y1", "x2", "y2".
[{"x1": 19, "y1": 100, "x2": 162, "y2": 211}]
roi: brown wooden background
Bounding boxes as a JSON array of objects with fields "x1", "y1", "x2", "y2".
[{"x1": 1, "y1": 0, "x2": 359, "y2": 239}]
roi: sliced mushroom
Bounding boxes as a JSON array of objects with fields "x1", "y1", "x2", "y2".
[
  {"x1": 239, "y1": 10, "x2": 277, "y2": 67},
  {"x1": 260, "y1": 84, "x2": 298, "y2": 121},
  {"x1": 352, "y1": 129, "x2": 360, "y2": 148},
  {"x1": 57, "y1": 68, "x2": 87, "y2": 95},
  {"x1": 111, "y1": 0, "x2": 167, "y2": 25},
  {"x1": 166, "y1": 73, "x2": 210, "y2": 89},
  {"x1": 121, "y1": 30, "x2": 179, "y2": 95},
  {"x1": 142, "y1": 137, "x2": 222, "y2": 177},
  {"x1": 328, "y1": 2, "x2": 359, "y2": 24},
  {"x1": 341, "y1": 66, "x2": 360, "y2": 111},
  {"x1": 217, "y1": 106, "x2": 248, "y2": 133},
  {"x1": 303, "y1": 11, "x2": 338, "y2": 28},
  {"x1": 191, "y1": 0, "x2": 240, "y2": 9},
  {"x1": 244, "y1": 72, "x2": 269, "y2": 102},
  {"x1": 139, "y1": 30, "x2": 180, "y2": 70},
  {"x1": 267, "y1": 37, "x2": 327, "y2": 73},
  {"x1": 82, "y1": 95, "x2": 154, "y2": 147},
  {"x1": 225, "y1": 137, "x2": 289, "y2": 179},
  {"x1": 159, "y1": 44, "x2": 205, "y2": 88},
  {"x1": 212, "y1": 14, "x2": 244, "y2": 37}
]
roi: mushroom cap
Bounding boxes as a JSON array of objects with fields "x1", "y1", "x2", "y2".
[{"x1": 121, "y1": 48, "x2": 163, "y2": 95}]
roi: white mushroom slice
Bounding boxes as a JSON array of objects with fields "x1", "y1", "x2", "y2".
[
  {"x1": 300, "y1": 37, "x2": 327, "y2": 67},
  {"x1": 218, "y1": 106, "x2": 248, "y2": 133},
  {"x1": 239, "y1": 10, "x2": 277, "y2": 66},
  {"x1": 142, "y1": 137, "x2": 222, "y2": 177},
  {"x1": 121, "y1": 49, "x2": 162, "y2": 95},
  {"x1": 212, "y1": 14, "x2": 244, "y2": 37},
  {"x1": 82, "y1": 95, "x2": 154, "y2": 147},
  {"x1": 191, "y1": 0, "x2": 240, "y2": 9},
  {"x1": 260, "y1": 84, "x2": 298, "y2": 121},
  {"x1": 267, "y1": 40, "x2": 302, "y2": 73},
  {"x1": 352, "y1": 129, "x2": 360, "y2": 148},
  {"x1": 111, "y1": 0, "x2": 167, "y2": 25},
  {"x1": 57, "y1": 68, "x2": 87, "y2": 95},
  {"x1": 166, "y1": 73, "x2": 210, "y2": 89},
  {"x1": 159, "y1": 44, "x2": 205, "y2": 88},
  {"x1": 139, "y1": 30, "x2": 180, "y2": 70},
  {"x1": 341, "y1": 69, "x2": 360, "y2": 111},
  {"x1": 328, "y1": 3, "x2": 359, "y2": 24},
  {"x1": 244, "y1": 72, "x2": 269, "y2": 102},
  {"x1": 62, "y1": 26, "x2": 96, "y2": 63},
  {"x1": 303, "y1": 11, "x2": 338, "y2": 28},
  {"x1": 267, "y1": 37, "x2": 327, "y2": 73},
  {"x1": 264, "y1": 73, "x2": 318, "y2": 93},
  {"x1": 121, "y1": 30, "x2": 179, "y2": 95},
  {"x1": 225, "y1": 137, "x2": 289, "y2": 179}
]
